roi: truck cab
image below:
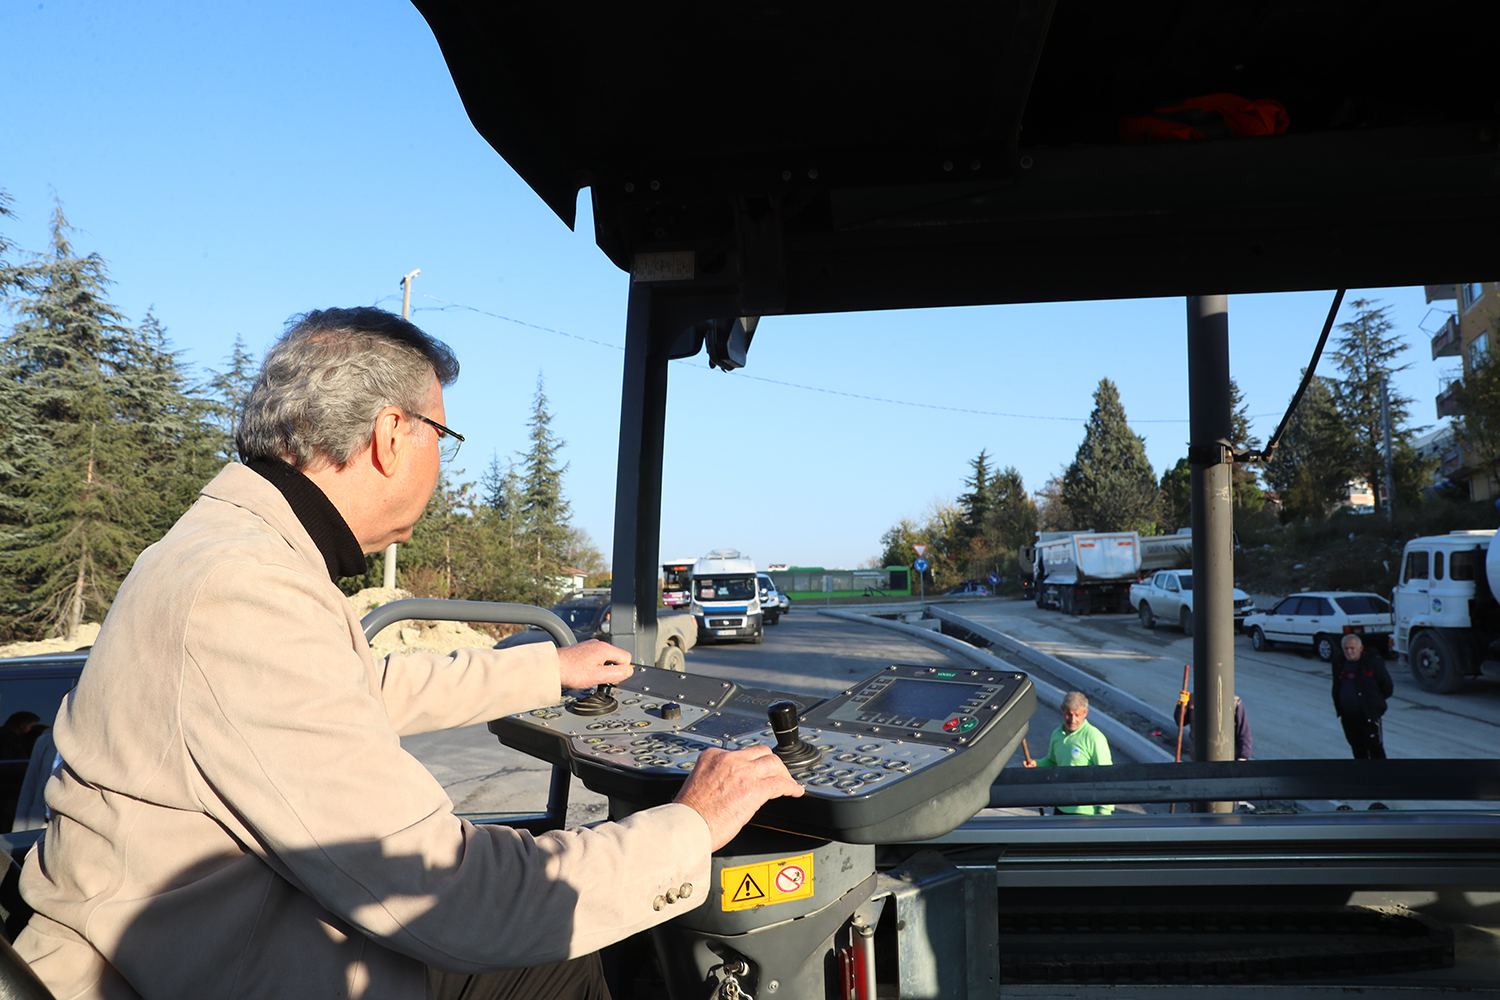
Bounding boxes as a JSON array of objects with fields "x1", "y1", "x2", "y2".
[
  {"x1": 690, "y1": 549, "x2": 763, "y2": 644},
  {"x1": 1392, "y1": 529, "x2": 1500, "y2": 692}
]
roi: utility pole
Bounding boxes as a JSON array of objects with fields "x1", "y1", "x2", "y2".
[
  {"x1": 1187, "y1": 294, "x2": 1235, "y2": 814},
  {"x1": 1380, "y1": 378, "x2": 1396, "y2": 520},
  {"x1": 383, "y1": 268, "x2": 421, "y2": 589}
]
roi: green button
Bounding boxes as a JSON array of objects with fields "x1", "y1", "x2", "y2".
[{"x1": 959, "y1": 717, "x2": 978, "y2": 732}]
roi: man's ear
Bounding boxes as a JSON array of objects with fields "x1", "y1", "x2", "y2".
[{"x1": 369, "y1": 406, "x2": 407, "y2": 479}]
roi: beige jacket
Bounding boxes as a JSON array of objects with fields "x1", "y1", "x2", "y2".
[{"x1": 16, "y1": 464, "x2": 710, "y2": 999}]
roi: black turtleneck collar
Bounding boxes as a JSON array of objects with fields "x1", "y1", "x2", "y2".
[{"x1": 245, "y1": 457, "x2": 367, "y2": 582}]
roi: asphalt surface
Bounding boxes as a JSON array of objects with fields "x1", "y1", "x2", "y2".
[{"x1": 927, "y1": 595, "x2": 1500, "y2": 810}]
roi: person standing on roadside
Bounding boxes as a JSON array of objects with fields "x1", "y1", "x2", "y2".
[
  {"x1": 1332, "y1": 633, "x2": 1394, "y2": 759},
  {"x1": 1022, "y1": 691, "x2": 1114, "y2": 815}
]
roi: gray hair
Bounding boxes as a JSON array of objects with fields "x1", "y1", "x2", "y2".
[
  {"x1": 1061, "y1": 691, "x2": 1089, "y2": 712},
  {"x1": 237, "y1": 307, "x2": 459, "y2": 469}
]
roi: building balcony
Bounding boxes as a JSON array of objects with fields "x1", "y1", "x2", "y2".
[
  {"x1": 1431, "y1": 315, "x2": 1461, "y2": 360},
  {"x1": 1440, "y1": 447, "x2": 1466, "y2": 478},
  {"x1": 1426, "y1": 284, "x2": 1457, "y2": 302},
  {"x1": 1437, "y1": 380, "x2": 1463, "y2": 419}
]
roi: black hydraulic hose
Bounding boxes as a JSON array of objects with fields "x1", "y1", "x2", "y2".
[{"x1": 1246, "y1": 288, "x2": 1345, "y2": 465}]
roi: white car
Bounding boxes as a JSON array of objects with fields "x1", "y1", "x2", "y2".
[
  {"x1": 757, "y1": 573, "x2": 785, "y2": 626},
  {"x1": 1242, "y1": 591, "x2": 1394, "y2": 662}
]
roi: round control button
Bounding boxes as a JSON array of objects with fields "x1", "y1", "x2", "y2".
[
  {"x1": 835, "y1": 753, "x2": 858, "y2": 762},
  {"x1": 835, "y1": 779, "x2": 864, "y2": 790},
  {"x1": 856, "y1": 756, "x2": 880, "y2": 765},
  {"x1": 811, "y1": 776, "x2": 837, "y2": 786},
  {"x1": 858, "y1": 772, "x2": 884, "y2": 782},
  {"x1": 831, "y1": 769, "x2": 854, "y2": 778},
  {"x1": 885, "y1": 761, "x2": 909, "y2": 771},
  {"x1": 793, "y1": 770, "x2": 815, "y2": 781},
  {"x1": 856, "y1": 744, "x2": 881, "y2": 752}
]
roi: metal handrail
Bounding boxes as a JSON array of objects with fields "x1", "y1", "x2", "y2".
[{"x1": 359, "y1": 599, "x2": 576, "y2": 831}]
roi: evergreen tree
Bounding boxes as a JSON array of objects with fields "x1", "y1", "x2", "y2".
[
  {"x1": 1330, "y1": 298, "x2": 1415, "y2": 514},
  {"x1": 1062, "y1": 378, "x2": 1160, "y2": 533},
  {"x1": 956, "y1": 450, "x2": 994, "y2": 541},
  {"x1": 1263, "y1": 375, "x2": 1358, "y2": 522},
  {"x1": 1450, "y1": 352, "x2": 1500, "y2": 493},
  {"x1": 978, "y1": 465, "x2": 1038, "y2": 578},
  {"x1": 205, "y1": 334, "x2": 257, "y2": 462},
  {"x1": 1228, "y1": 377, "x2": 1265, "y2": 512},
  {"x1": 516, "y1": 374, "x2": 572, "y2": 606},
  {"x1": 1159, "y1": 457, "x2": 1193, "y2": 533},
  {"x1": 0, "y1": 189, "x2": 24, "y2": 299},
  {"x1": 5, "y1": 380, "x2": 151, "y2": 638},
  {"x1": 125, "y1": 311, "x2": 224, "y2": 530},
  {"x1": 0, "y1": 204, "x2": 148, "y2": 638}
]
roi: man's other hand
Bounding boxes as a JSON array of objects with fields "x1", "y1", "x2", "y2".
[
  {"x1": 673, "y1": 746, "x2": 806, "y2": 851},
  {"x1": 557, "y1": 640, "x2": 633, "y2": 690}
]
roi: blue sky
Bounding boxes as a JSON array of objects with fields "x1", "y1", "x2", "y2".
[{"x1": 1, "y1": 2, "x2": 1458, "y2": 572}]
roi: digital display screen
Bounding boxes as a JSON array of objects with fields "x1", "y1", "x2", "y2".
[{"x1": 862, "y1": 679, "x2": 985, "y2": 722}]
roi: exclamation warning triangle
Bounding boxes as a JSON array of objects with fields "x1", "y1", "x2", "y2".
[{"x1": 731, "y1": 873, "x2": 766, "y2": 902}]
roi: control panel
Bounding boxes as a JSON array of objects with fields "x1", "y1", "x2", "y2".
[{"x1": 490, "y1": 662, "x2": 1034, "y2": 843}]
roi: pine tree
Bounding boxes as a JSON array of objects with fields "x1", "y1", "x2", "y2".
[
  {"x1": 516, "y1": 375, "x2": 572, "y2": 606},
  {"x1": 1263, "y1": 375, "x2": 1358, "y2": 522},
  {"x1": 1330, "y1": 298, "x2": 1415, "y2": 514},
  {"x1": 1452, "y1": 352, "x2": 1500, "y2": 492},
  {"x1": 1228, "y1": 377, "x2": 1265, "y2": 512},
  {"x1": 1158, "y1": 457, "x2": 1193, "y2": 532},
  {"x1": 125, "y1": 311, "x2": 224, "y2": 530},
  {"x1": 0, "y1": 189, "x2": 24, "y2": 300},
  {"x1": 1062, "y1": 379, "x2": 1160, "y2": 533},
  {"x1": 978, "y1": 465, "x2": 1038, "y2": 578},
  {"x1": 0, "y1": 204, "x2": 149, "y2": 637},
  {"x1": 957, "y1": 450, "x2": 994, "y2": 538},
  {"x1": 205, "y1": 334, "x2": 257, "y2": 462}
]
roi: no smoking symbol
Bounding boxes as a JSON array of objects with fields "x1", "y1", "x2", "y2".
[{"x1": 774, "y1": 865, "x2": 805, "y2": 894}]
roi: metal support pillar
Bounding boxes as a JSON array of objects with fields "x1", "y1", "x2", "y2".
[
  {"x1": 610, "y1": 282, "x2": 671, "y2": 665},
  {"x1": 1186, "y1": 295, "x2": 1235, "y2": 813}
]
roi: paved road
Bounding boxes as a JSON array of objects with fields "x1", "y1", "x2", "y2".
[{"x1": 929, "y1": 596, "x2": 1500, "y2": 809}]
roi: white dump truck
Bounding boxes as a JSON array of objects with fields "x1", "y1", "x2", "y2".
[
  {"x1": 689, "y1": 548, "x2": 763, "y2": 644},
  {"x1": 1032, "y1": 531, "x2": 1142, "y2": 615},
  {"x1": 1392, "y1": 528, "x2": 1500, "y2": 693},
  {"x1": 1138, "y1": 529, "x2": 1194, "y2": 574}
]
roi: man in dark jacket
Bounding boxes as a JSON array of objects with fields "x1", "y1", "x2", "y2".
[{"x1": 1332, "y1": 634, "x2": 1394, "y2": 758}]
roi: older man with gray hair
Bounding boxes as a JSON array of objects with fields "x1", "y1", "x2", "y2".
[
  {"x1": 1021, "y1": 691, "x2": 1114, "y2": 815},
  {"x1": 16, "y1": 307, "x2": 802, "y2": 1000}
]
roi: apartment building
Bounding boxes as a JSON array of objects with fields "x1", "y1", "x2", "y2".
[{"x1": 1427, "y1": 281, "x2": 1500, "y2": 500}]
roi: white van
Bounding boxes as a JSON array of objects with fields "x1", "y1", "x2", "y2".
[{"x1": 690, "y1": 549, "x2": 762, "y2": 644}]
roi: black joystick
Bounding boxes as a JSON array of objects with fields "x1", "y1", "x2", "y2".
[
  {"x1": 567, "y1": 683, "x2": 619, "y2": 717},
  {"x1": 768, "y1": 700, "x2": 820, "y2": 767}
]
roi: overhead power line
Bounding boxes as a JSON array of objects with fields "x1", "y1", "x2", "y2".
[{"x1": 417, "y1": 293, "x2": 1280, "y2": 426}]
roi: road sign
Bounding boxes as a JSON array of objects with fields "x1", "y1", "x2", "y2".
[
  {"x1": 913, "y1": 544, "x2": 928, "y2": 558},
  {"x1": 914, "y1": 558, "x2": 929, "y2": 573},
  {"x1": 989, "y1": 573, "x2": 1000, "y2": 586}
]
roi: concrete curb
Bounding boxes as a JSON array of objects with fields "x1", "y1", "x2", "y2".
[{"x1": 816, "y1": 607, "x2": 1176, "y2": 766}]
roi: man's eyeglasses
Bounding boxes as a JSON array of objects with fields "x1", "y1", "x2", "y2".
[{"x1": 413, "y1": 413, "x2": 464, "y2": 462}]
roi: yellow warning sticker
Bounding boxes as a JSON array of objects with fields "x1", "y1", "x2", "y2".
[{"x1": 720, "y1": 852, "x2": 815, "y2": 911}]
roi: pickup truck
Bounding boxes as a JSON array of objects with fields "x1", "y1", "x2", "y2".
[{"x1": 1130, "y1": 569, "x2": 1255, "y2": 634}]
